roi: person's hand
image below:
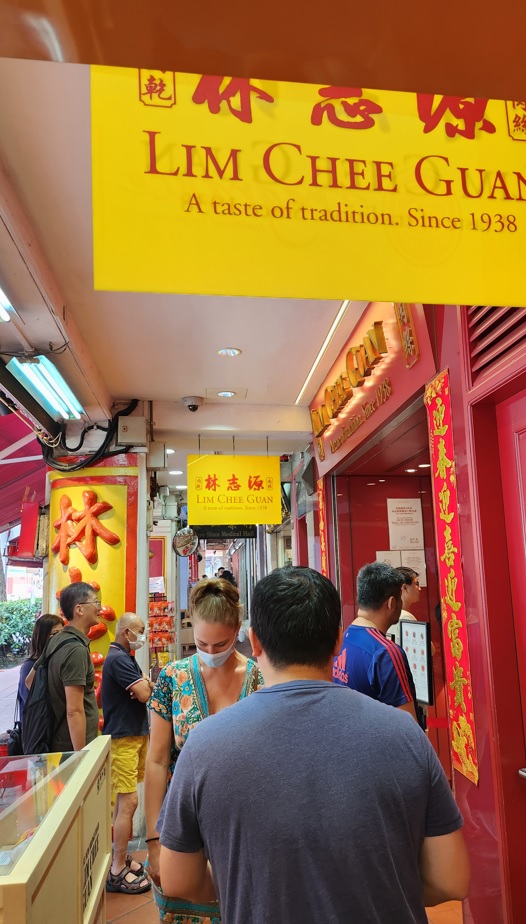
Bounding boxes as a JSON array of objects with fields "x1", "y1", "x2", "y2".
[{"x1": 147, "y1": 839, "x2": 161, "y2": 887}]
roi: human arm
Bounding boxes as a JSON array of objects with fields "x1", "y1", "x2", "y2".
[
  {"x1": 372, "y1": 646, "x2": 419, "y2": 721},
  {"x1": 420, "y1": 829, "x2": 470, "y2": 905},
  {"x1": 128, "y1": 678, "x2": 153, "y2": 702},
  {"x1": 64, "y1": 685, "x2": 87, "y2": 750},
  {"x1": 144, "y1": 709, "x2": 173, "y2": 885},
  {"x1": 160, "y1": 848, "x2": 217, "y2": 904}
]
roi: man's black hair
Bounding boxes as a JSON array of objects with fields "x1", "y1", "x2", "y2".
[
  {"x1": 251, "y1": 566, "x2": 341, "y2": 669},
  {"x1": 59, "y1": 582, "x2": 97, "y2": 621},
  {"x1": 396, "y1": 566, "x2": 419, "y2": 585},
  {"x1": 356, "y1": 562, "x2": 404, "y2": 610}
]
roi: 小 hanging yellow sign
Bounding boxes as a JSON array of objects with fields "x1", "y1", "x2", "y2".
[{"x1": 91, "y1": 66, "x2": 526, "y2": 305}]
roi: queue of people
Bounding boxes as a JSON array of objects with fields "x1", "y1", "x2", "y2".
[{"x1": 15, "y1": 562, "x2": 469, "y2": 922}]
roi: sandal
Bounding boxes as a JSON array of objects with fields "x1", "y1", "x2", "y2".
[
  {"x1": 126, "y1": 853, "x2": 145, "y2": 876},
  {"x1": 106, "y1": 866, "x2": 151, "y2": 894}
]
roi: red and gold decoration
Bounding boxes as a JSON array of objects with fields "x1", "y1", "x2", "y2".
[
  {"x1": 317, "y1": 478, "x2": 328, "y2": 577},
  {"x1": 48, "y1": 456, "x2": 139, "y2": 691},
  {"x1": 425, "y1": 369, "x2": 478, "y2": 785}
]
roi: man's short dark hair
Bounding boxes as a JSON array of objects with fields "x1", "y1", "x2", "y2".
[
  {"x1": 251, "y1": 566, "x2": 341, "y2": 669},
  {"x1": 396, "y1": 566, "x2": 418, "y2": 585},
  {"x1": 357, "y1": 562, "x2": 404, "y2": 610},
  {"x1": 60, "y1": 582, "x2": 96, "y2": 621}
]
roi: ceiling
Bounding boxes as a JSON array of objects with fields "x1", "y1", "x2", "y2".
[
  {"x1": 0, "y1": 56, "x2": 371, "y2": 494},
  {"x1": 0, "y1": 0, "x2": 524, "y2": 101},
  {"x1": 0, "y1": 4, "x2": 519, "y2": 505}
]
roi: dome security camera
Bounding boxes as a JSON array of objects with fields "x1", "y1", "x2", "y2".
[{"x1": 182, "y1": 396, "x2": 203, "y2": 412}]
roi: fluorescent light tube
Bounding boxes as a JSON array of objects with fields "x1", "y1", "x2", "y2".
[{"x1": 7, "y1": 355, "x2": 84, "y2": 421}]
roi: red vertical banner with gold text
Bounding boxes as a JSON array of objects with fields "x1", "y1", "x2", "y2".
[
  {"x1": 424, "y1": 371, "x2": 478, "y2": 785},
  {"x1": 317, "y1": 478, "x2": 328, "y2": 577}
]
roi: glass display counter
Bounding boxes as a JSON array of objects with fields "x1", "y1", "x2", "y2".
[{"x1": 0, "y1": 735, "x2": 111, "y2": 924}]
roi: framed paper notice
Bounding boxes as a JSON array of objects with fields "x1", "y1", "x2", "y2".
[
  {"x1": 400, "y1": 619, "x2": 433, "y2": 706},
  {"x1": 387, "y1": 498, "x2": 424, "y2": 551},
  {"x1": 400, "y1": 550, "x2": 427, "y2": 586},
  {"x1": 376, "y1": 550, "x2": 402, "y2": 568}
]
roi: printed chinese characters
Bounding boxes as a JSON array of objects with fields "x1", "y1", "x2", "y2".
[
  {"x1": 311, "y1": 87, "x2": 382, "y2": 130},
  {"x1": 417, "y1": 94, "x2": 496, "y2": 139}
]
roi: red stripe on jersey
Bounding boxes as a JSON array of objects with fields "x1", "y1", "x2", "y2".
[{"x1": 364, "y1": 628, "x2": 413, "y2": 702}]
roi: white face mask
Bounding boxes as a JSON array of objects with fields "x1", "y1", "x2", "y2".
[
  {"x1": 128, "y1": 628, "x2": 146, "y2": 651},
  {"x1": 197, "y1": 636, "x2": 237, "y2": 668}
]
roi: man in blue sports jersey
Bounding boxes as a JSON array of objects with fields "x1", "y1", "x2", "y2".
[{"x1": 333, "y1": 560, "x2": 425, "y2": 727}]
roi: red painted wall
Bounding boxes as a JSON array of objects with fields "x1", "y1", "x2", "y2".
[{"x1": 333, "y1": 473, "x2": 450, "y2": 776}]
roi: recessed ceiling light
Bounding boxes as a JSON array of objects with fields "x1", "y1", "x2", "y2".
[
  {"x1": 367, "y1": 482, "x2": 376, "y2": 486},
  {"x1": 166, "y1": 448, "x2": 175, "y2": 455},
  {"x1": 169, "y1": 470, "x2": 183, "y2": 475},
  {"x1": 217, "y1": 391, "x2": 236, "y2": 398},
  {"x1": 218, "y1": 347, "x2": 242, "y2": 357},
  {"x1": 418, "y1": 463, "x2": 430, "y2": 468},
  {"x1": 406, "y1": 468, "x2": 417, "y2": 473},
  {"x1": 176, "y1": 484, "x2": 188, "y2": 489},
  {"x1": 378, "y1": 479, "x2": 386, "y2": 482}
]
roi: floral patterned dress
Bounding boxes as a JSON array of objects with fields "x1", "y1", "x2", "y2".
[{"x1": 148, "y1": 654, "x2": 263, "y2": 924}]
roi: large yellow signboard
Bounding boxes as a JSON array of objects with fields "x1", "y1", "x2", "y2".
[
  {"x1": 92, "y1": 67, "x2": 526, "y2": 305},
  {"x1": 187, "y1": 455, "x2": 281, "y2": 525}
]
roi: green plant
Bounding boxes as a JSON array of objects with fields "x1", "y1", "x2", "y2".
[{"x1": 0, "y1": 600, "x2": 43, "y2": 657}]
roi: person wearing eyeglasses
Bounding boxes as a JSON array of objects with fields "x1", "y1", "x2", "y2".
[{"x1": 38, "y1": 582, "x2": 101, "y2": 752}]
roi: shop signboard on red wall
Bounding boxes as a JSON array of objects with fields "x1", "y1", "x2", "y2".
[
  {"x1": 425, "y1": 369, "x2": 479, "y2": 786},
  {"x1": 310, "y1": 302, "x2": 436, "y2": 478}
]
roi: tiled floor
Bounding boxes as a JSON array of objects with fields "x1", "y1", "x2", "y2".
[{"x1": 105, "y1": 854, "x2": 464, "y2": 923}]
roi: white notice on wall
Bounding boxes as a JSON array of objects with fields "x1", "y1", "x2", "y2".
[
  {"x1": 387, "y1": 498, "x2": 424, "y2": 551},
  {"x1": 400, "y1": 550, "x2": 427, "y2": 586},
  {"x1": 375, "y1": 550, "x2": 402, "y2": 568},
  {"x1": 149, "y1": 576, "x2": 165, "y2": 594}
]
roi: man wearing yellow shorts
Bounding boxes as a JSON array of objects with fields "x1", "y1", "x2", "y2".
[{"x1": 102, "y1": 613, "x2": 153, "y2": 894}]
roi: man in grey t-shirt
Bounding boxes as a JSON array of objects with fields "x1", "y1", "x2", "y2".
[{"x1": 159, "y1": 567, "x2": 469, "y2": 924}]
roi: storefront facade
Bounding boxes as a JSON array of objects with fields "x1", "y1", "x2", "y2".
[{"x1": 300, "y1": 304, "x2": 526, "y2": 924}]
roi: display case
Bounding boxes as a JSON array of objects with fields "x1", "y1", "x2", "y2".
[{"x1": 0, "y1": 736, "x2": 111, "y2": 924}]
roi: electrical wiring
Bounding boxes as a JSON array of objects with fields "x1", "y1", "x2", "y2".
[
  {"x1": 0, "y1": 391, "x2": 63, "y2": 446},
  {"x1": 38, "y1": 398, "x2": 139, "y2": 472},
  {"x1": 0, "y1": 342, "x2": 70, "y2": 360}
]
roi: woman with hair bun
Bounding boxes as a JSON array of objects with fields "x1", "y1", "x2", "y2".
[{"x1": 144, "y1": 577, "x2": 262, "y2": 924}]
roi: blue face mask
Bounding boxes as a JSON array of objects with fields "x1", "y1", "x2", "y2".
[{"x1": 196, "y1": 636, "x2": 237, "y2": 668}]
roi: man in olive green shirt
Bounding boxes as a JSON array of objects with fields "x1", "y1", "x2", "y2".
[{"x1": 46, "y1": 582, "x2": 101, "y2": 750}]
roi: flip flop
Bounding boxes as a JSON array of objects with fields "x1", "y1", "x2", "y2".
[
  {"x1": 106, "y1": 866, "x2": 151, "y2": 894},
  {"x1": 126, "y1": 854, "x2": 145, "y2": 876}
]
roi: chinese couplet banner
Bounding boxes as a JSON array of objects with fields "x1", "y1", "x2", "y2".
[
  {"x1": 187, "y1": 455, "x2": 281, "y2": 525},
  {"x1": 424, "y1": 371, "x2": 479, "y2": 785},
  {"x1": 317, "y1": 478, "x2": 328, "y2": 576},
  {"x1": 92, "y1": 67, "x2": 526, "y2": 305}
]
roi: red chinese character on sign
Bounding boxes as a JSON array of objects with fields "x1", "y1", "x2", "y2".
[
  {"x1": 192, "y1": 76, "x2": 274, "y2": 123},
  {"x1": 513, "y1": 113, "x2": 526, "y2": 134},
  {"x1": 205, "y1": 474, "x2": 220, "y2": 492},
  {"x1": 248, "y1": 475, "x2": 264, "y2": 491},
  {"x1": 52, "y1": 490, "x2": 121, "y2": 565},
  {"x1": 144, "y1": 75, "x2": 170, "y2": 100},
  {"x1": 227, "y1": 474, "x2": 241, "y2": 491},
  {"x1": 51, "y1": 494, "x2": 76, "y2": 566},
  {"x1": 67, "y1": 490, "x2": 121, "y2": 565},
  {"x1": 311, "y1": 87, "x2": 383, "y2": 129},
  {"x1": 416, "y1": 94, "x2": 496, "y2": 139}
]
